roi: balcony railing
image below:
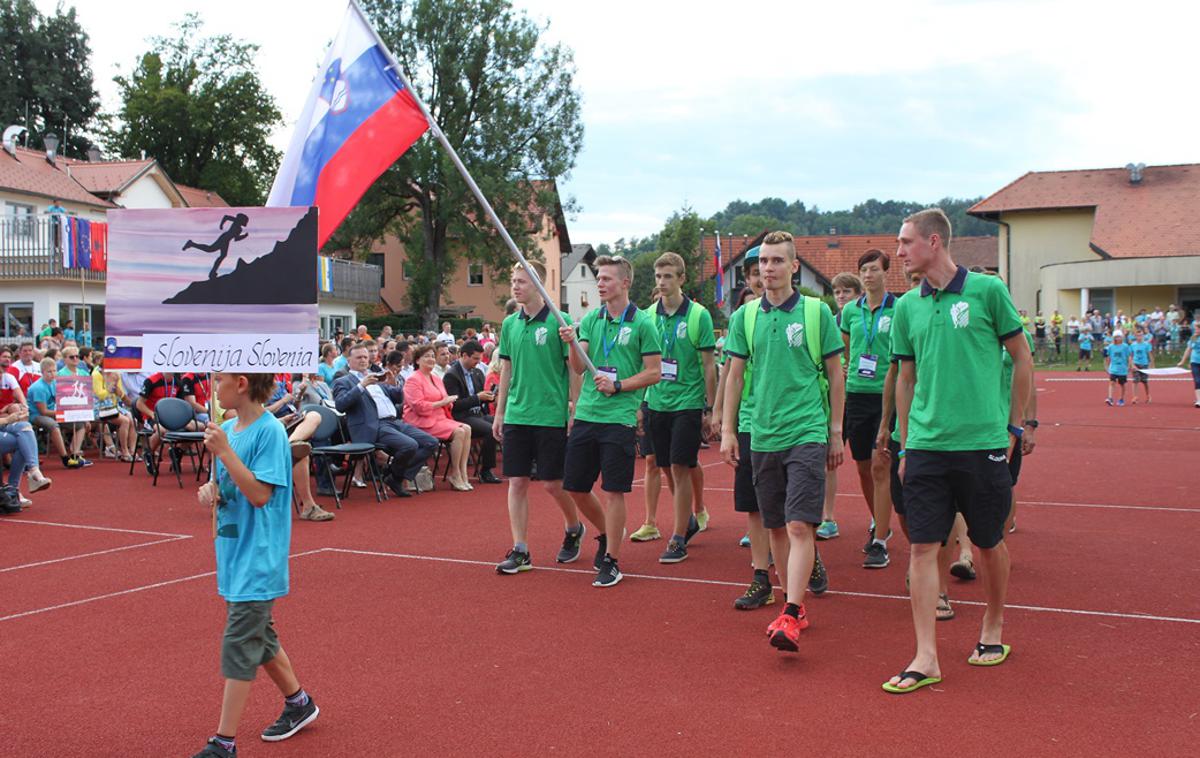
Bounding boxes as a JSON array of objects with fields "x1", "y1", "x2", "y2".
[
  {"x1": 0, "y1": 215, "x2": 105, "y2": 281},
  {"x1": 325, "y1": 257, "x2": 381, "y2": 303}
]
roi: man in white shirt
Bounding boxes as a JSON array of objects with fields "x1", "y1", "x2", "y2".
[{"x1": 436, "y1": 322, "x2": 456, "y2": 346}]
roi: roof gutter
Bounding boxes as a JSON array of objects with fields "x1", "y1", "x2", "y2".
[{"x1": 996, "y1": 219, "x2": 1012, "y2": 292}]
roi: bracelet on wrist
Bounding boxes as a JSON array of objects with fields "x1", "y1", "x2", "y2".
[
  {"x1": 897, "y1": 449, "x2": 906, "y2": 458},
  {"x1": 1007, "y1": 424, "x2": 1024, "y2": 438}
]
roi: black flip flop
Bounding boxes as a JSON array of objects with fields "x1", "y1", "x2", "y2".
[
  {"x1": 882, "y1": 670, "x2": 941, "y2": 694},
  {"x1": 968, "y1": 642, "x2": 1012, "y2": 667}
]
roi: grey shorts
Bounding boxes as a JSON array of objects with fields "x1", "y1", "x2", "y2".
[
  {"x1": 751, "y1": 443, "x2": 827, "y2": 530},
  {"x1": 221, "y1": 600, "x2": 279, "y2": 681}
]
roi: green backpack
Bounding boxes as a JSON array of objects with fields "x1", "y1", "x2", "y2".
[
  {"x1": 743, "y1": 295, "x2": 830, "y2": 419},
  {"x1": 642, "y1": 300, "x2": 706, "y2": 348}
]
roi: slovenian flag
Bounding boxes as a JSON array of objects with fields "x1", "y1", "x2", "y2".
[
  {"x1": 714, "y1": 232, "x2": 724, "y2": 307},
  {"x1": 267, "y1": 1, "x2": 429, "y2": 246},
  {"x1": 318, "y1": 256, "x2": 334, "y2": 293}
]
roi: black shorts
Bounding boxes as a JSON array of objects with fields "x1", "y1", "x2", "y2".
[
  {"x1": 646, "y1": 408, "x2": 703, "y2": 468},
  {"x1": 733, "y1": 431, "x2": 758, "y2": 513},
  {"x1": 502, "y1": 424, "x2": 567, "y2": 480},
  {"x1": 1079, "y1": 349, "x2": 1091, "y2": 359},
  {"x1": 1132, "y1": 366, "x2": 1149, "y2": 384},
  {"x1": 843, "y1": 392, "x2": 883, "y2": 462},
  {"x1": 888, "y1": 437, "x2": 905, "y2": 517},
  {"x1": 902, "y1": 449, "x2": 1012, "y2": 549},
  {"x1": 637, "y1": 402, "x2": 653, "y2": 457},
  {"x1": 563, "y1": 421, "x2": 637, "y2": 493},
  {"x1": 1109, "y1": 374, "x2": 1127, "y2": 385},
  {"x1": 1008, "y1": 443, "x2": 1023, "y2": 486},
  {"x1": 751, "y1": 443, "x2": 826, "y2": 529}
]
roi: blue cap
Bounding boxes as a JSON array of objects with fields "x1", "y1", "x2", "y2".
[{"x1": 743, "y1": 245, "x2": 760, "y2": 263}]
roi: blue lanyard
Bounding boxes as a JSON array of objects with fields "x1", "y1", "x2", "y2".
[
  {"x1": 659, "y1": 311, "x2": 682, "y2": 360},
  {"x1": 601, "y1": 306, "x2": 629, "y2": 362},
  {"x1": 859, "y1": 295, "x2": 888, "y2": 351}
]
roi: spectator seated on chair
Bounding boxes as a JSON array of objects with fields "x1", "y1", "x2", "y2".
[
  {"x1": 8, "y1": 341, "x2": 41, "y2": 395},
  {"x1": 0, "y1": 364, "x2": 51, "y2": 498},
  {"x1": 28, "y1": 358, "x2": 86, "y2": 468},
  {"x1": 179, "y1": 372, "x2": 212, "y2": 425},
  {"x1": 136, "y1": 372, "x2": 181, "y2": 475},
  {"x1": 441, "y1": 340, "x2": 501, "y2": 484},
  {"x1": 332, "y1": 344, "x2": 438, "y2": 498},
  {"x1": 403, "y1": 344, "x2": 473, "y2": 492},
  {"x1": 282, "y1": 373, "x2": 335, "y2": 521},
  {"x1": 92, "y1": 361, "x2": 135, "y2": 462}
]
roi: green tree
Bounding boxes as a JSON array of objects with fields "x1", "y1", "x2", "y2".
[
  {"x1": 0, "y1": 0, "x2": 100, "y2": 157},
  {"x1": 329, "y1": 0, "x2": 583, "y2": 330},
  {"x1": 629, "y1": 208, "x2": 715, "y2": 309},
  {"x1": 105, "y1": 15, "x2": 282, "y2": 205}
]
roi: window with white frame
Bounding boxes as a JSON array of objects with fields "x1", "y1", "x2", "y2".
[{"x1": 468, "y1": 263, "x2": 484, "y2": 286}]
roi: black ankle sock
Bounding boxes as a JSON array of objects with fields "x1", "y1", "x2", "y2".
[
  {"x1": 213, "y1": 734, "x2": 235, "y2": 750},
  {"x1": 784, "y1": 602, "x2": 801, "y2": 618},
  {"x1": 753, "y1": 568, "x2": 769, "y2": 583}
]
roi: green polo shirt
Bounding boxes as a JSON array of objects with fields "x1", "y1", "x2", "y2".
[
  {"x1": 890, "y1": 266, "x2": 1024, "y2": 452},
  {"x1": 645, "y1": 296, "x2": 715, "y2": 412},
  {"x1": 839, "y1": 292, "x2": 897, "y2": 394},
  {"x1": 573, "y1": 303, "x2": 660, "y2": 426},
  {"x1": 498, "y1": 304, "x2": 572, "y2": 428},
  {"x1": 1000, "y1": 329, "x2": 1035, "y2": 423},
  {"x1": 724, "y1": 290, "x2": 843, "y2": 453}
]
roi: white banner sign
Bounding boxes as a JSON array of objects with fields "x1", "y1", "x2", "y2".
[
  {"x1": 1137, "y1": 367, "x2": 1190, "y2": 376},
  {"x1": 141, "y1": 334, "x2": 318, "y2": 373}
]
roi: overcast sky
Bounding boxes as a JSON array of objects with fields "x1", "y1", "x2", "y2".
[{"x1": 36, "y1": 0, "x2": 1197, "y2": 245}]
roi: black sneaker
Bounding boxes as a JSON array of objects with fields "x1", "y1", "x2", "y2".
[
  {"x1": 557, "y1": 524, "x2": 585, "y2": 564},
  {"x1": 496, "y1": 549, "x2": 532, "y2": 574},
  {"x1": 684, "y1": 514, "x2": 700, "y2": 544},
  {"x1": 659, "y1": 539, "x2": 688, "y2": 564},
  {"x1": 592, "y1": 555, "x2": 622, "y2": 588},
  {"x1": 863, "y1": 528, "x2": 892, "y2": 553},
  {"x1": 593, "y1": 533, "x2": 608, "y2": 570},
  {"x1": 192, "y1": 737, "x2": 235, "y2": 757},
  {"x1": 734, "y1": 578, "x2": 775, "y2": 610},
  {"x1": 808, "y1": 553, "x2": 829, "y2": 595},
  {"x1": 863, "y1": 541, "x2": 890, "y2": 569},
  {"x1": 261, "y1": 697, "x2": 320, "y2": 742}
]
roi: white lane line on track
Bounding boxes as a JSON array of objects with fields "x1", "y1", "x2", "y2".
[
  {"x1": 0, "y1": 536, "x2": 190, "y2": 573},
  {"x1": 629, "y1": 484, "x2": 1199, "y2": 513},
  {"x1": 0, "y1": 549, "x2": 328, "y2": 623},
  {"x1": 0, "y1": 519, "x2": 192, "y2": 538},
  {"x1": 323, "y1": 548, "x2": 1200, "y2": 626},
  {"x1": 1044, "y1": 377, "x2": 1190, "y2": 382},
  {"x1": 630, "y1": 460, "x2": 724, "y2": 486}
]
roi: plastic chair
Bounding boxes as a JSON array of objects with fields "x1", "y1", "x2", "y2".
[
  {"x1": 302, "y1": 404, "x2": 383, "y2": 509},
  {"x1": 154, "y1": 397, "x2": 206, "y2": 489}
]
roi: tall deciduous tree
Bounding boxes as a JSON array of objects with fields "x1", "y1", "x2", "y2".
[
  {"x1": 105, "y1": 15, "x2": 281, "y2": 205},
  {"x1": 329, "y1": 0, "x2": 583, "y2": 330},
  {"x1": 0, "y1": 0, "x2": 100, "y2": 157}
]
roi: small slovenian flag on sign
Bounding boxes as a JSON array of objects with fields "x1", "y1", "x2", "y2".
[
  {"x1": 266, "y1": 2, "x2": 430, "y2": 247},
  {"x1": 714, "y1": 232, "x2": 724, "y2": 307},
  {"x1": 318, "y1": 256, "x2": 334, "y2": 293},
  {"x1": 103, "y1": 336, "x2": 142, "y2": 371}
]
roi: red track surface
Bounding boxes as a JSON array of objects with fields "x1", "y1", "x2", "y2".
[{"x1": 2, "y1": 372, "x2": 1198, "y2": 756}]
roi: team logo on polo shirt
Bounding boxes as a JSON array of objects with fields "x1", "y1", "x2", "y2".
[
  {"x1": 951, "y1": 301, "x2": 970, "y2": 329},
  {"x1": 786, "y1": 322, "x2": 805, "y2": 347},
  {"x1": 676, "y1": 321, "x2": 688, "y2": 339},
  {"x1": 618, "y1": 326, "x2": 633, "y2": 345},
  {"x1": 535, "y1": 327, "x2": 548, "y2": 345},
  {"x1": 878, "y1": 315, "x2": 892, "y2": 333}
]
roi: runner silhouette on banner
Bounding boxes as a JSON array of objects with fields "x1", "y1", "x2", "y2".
[{"x1": 183, "y1": 213, "x2": 250, "y2": 279}]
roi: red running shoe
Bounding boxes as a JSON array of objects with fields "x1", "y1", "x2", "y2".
[{"x1": 766, "y1": 607, "x2": 809, "y2": 652}]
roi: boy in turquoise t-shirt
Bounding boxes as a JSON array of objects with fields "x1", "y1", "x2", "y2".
[
  {"x1": 1105, "y1": 331, "x2": 1132, "y2": 406},
  {"x1": 1129, "y1": 332, "x2": 1153, "y2": 404},
  {"x1": 192, "y1": 373, "x2": 319, "y2": 758}
]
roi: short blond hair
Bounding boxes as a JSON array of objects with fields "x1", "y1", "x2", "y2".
[
  {"x1": 761, "y1": 230, "x2": 795, "y2": 260},
  {"x1": 653, "y1": 251, "x2": 686, "y2": 279},
  {"x1": 512, "y1": 260, "x2": 547, "y2": 281},
  {"x1": 594, "y1": 255, "x2": 633, "y2": 284},
  {"x1": 903, "y1": 208, "x2": 953, "y2": 249}
]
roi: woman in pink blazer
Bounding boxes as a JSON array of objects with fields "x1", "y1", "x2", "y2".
[{"x1": 403, "y1": 344, "x2": 473, "y2": 491}]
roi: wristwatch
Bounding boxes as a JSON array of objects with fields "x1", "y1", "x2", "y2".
[
  {"x1": 1023, "y1": 419, "x2": 1039, "y2": 428},
  {"x1": 613, "y1": 379, "x2": 622, "y2": 394}
]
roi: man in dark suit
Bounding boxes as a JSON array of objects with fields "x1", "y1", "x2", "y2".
[
  {"x1": 443, "y1": 340, "x2": 501, "y2": 484},
  {"x1": 332, "y1": 344, "x2": 437, "y2": 497}
]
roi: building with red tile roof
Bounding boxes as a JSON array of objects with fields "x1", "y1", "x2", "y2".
[
  {"x1": 175, "y1": 183, "x2": 229, "y2": 208},
  {"x1": 969, "y1": 163, "x2": 1200, "y2": 320}
]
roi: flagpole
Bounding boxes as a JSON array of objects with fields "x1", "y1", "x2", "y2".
[{"x1": 348, "y1": 0, "x2": 597, "y2": 375}]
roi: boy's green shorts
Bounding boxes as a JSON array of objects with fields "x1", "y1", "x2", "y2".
[{"x1": 221, "y1": 600, "x2": 279, "y2": 681}]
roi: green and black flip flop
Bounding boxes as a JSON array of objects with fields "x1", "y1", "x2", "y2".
[
  {"x1": 881, "y1": 670, "x2": 941, "y2": 694},
  {"x1": 968, "y1": 642, "x2": 1012, "y2": 667}
]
